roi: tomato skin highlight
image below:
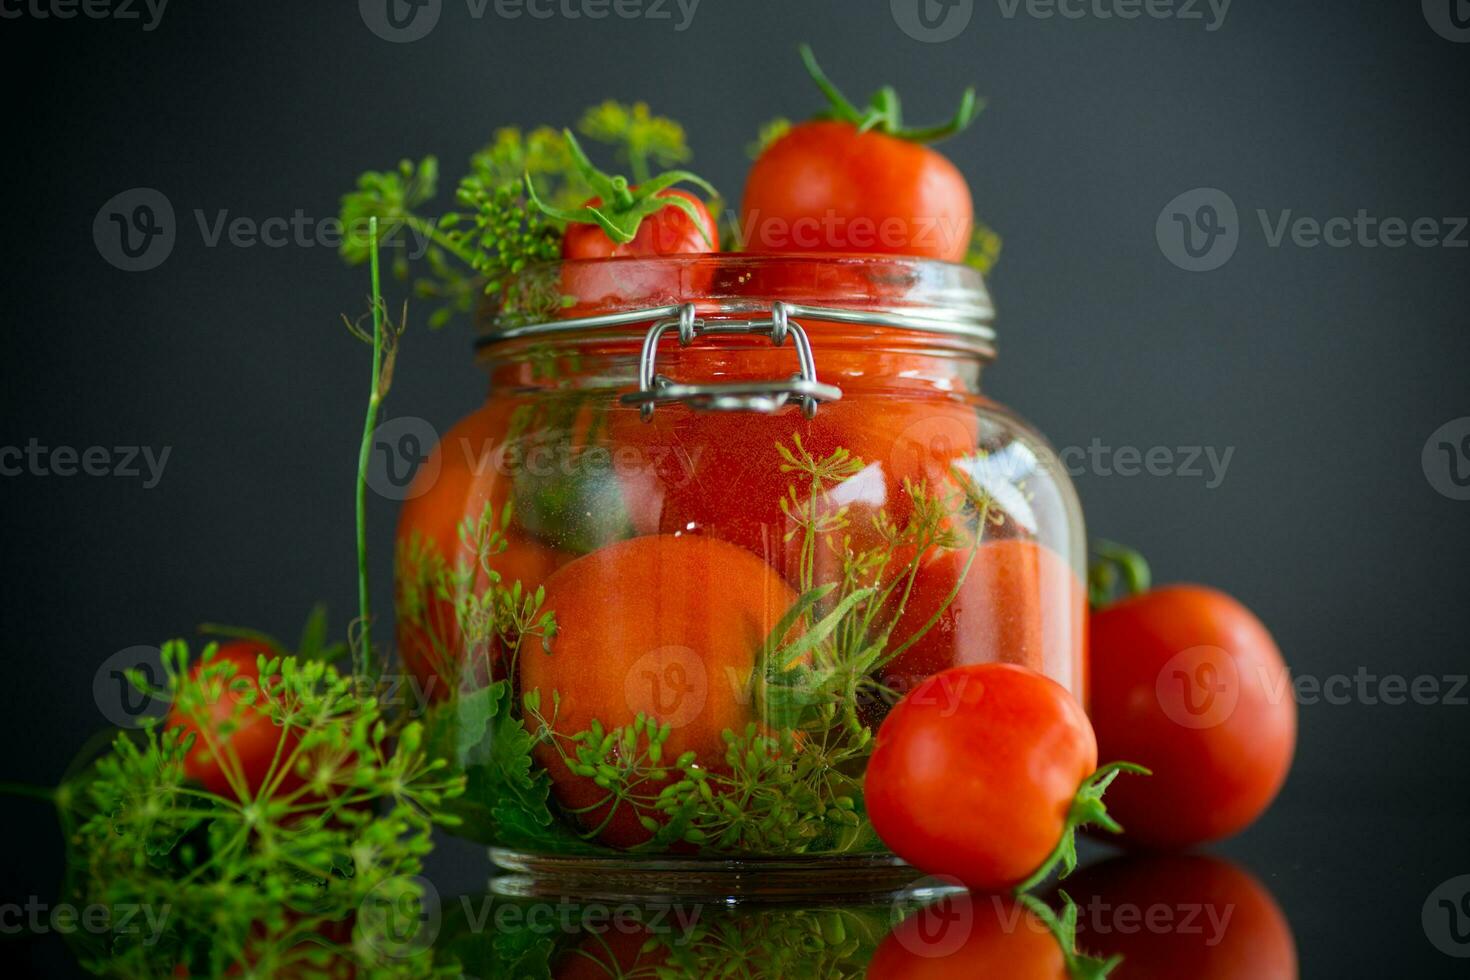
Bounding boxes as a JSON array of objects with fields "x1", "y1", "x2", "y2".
[
  {"x1": 741, "y1": 121, "x2": 973, "y2": 262},
  {"x1": 1088, "y1": 585, "x2": 1296, "y2": 848},
  {"x1": 864, "y1": 663, "x2": 1098, "y2": 891},
  {"x1": 868, "y1": 893, "x2": 1071, "y2": 980},
  {"x1": 165, "y1": 641, "x2": 302, "y2": 799},
  {"x1": 607, "y1": 394, "x2": 980, "y2": 585},
  {"x1": 1056, "y1": 854, "x2": 1299, "y2": 979},
  {"x1": 880, "y1": 539, "x2": 1087, "y2": 702},
  {"x1": 519, "y1": 533, "x2": 798, "y2": 848}
]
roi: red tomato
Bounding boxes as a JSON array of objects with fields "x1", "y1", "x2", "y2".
[
  {"x1": 519, "y1": 534, "x2": 798, "y2": 848},
  {"x1": 865, "y1": 663, "x2": 1105, "y2": 891},
  {"x1": 560, "y1": 188, "x2": 716, "y2": 310},
  {"x1": 741, "y1": 121, "x2": 973, "y2": 262},
  {"x1": 880, "y1": 539, "x2": 1088, "y2": 706},
  {"x1": 394, "y1": 400, "x2": 570, "y2": 701},
  {"x1": 166, "y1": 641, "x2": 302, "y2": 800},
  {"x1": 607, "y1": 393, "x2": 981, "y2": 586},
  {"x1": 561, "y1": 188, "x2": 715, "y2": 261},
  {"x1": 1057, "y1": 855, "x2": 1298, "y2": 979},
  {"x1": 1089, "y1": 584, "x2": 1296, "y2": 848},
  {"x1": 868, "y1": 893, "x2": 1088, "y2": 980}
]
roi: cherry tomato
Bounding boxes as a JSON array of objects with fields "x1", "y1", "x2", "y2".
[
  {"x1": 561, "y1": 188, "x2": 715, "y2": 262},
  {"x1": 866, "y1": 663, "x2": 1119, "y2": 892},
  {"x1": 1089, "y1": 579, "x2": 1296, "y2": 849},
  {"x1": 166, "y1": 641, "x2": 302, "y2": 799},
  {"x1": 880, "y1": 539, "x2": 1087, "y2": 704},
  {"x1": 559, "y1": 188, "x2": 716, "y2": 310},
  {"x1": 742, "y1": 121, "x2": 973, "y2": 262},
  {"x1": 1057, "y1": 854, "x2": 1298, "y2": 979},
  {"x1": 520, "y1": 533, "x2": 798, "y2": 848}
]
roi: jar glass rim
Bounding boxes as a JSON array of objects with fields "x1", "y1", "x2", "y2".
[{"x1": 479, "y1": 253, "x2": 995, "y2": 349}]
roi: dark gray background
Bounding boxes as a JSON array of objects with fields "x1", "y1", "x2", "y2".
[{"x1": 2, "y1": 1, "x2": 1467, "y2": 975}]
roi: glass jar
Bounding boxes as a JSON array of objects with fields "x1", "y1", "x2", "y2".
[{"x1": 398, "y1": 255, "x2": 1085, "y2": 883}]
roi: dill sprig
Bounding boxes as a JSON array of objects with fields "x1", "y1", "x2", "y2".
[
  {"x1": 338, "y1": 103, "x2": 701, "y2": 330},
  {"x1": 57, "y1": 641, "x2": 466, "y2": 979}
]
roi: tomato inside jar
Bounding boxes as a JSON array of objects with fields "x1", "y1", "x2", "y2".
[{"x1": 397, "y1": 254, "x2": 1087, "y2": 878}]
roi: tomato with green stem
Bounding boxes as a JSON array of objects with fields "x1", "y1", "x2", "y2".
[
  {"x1": 741, "y1": 46, "x2": 979, "y2": 262},
  {"x1": 1086, "y1": 542, "x2": 1296, "y2": 848},
  {"x1": 869, "y1": 892, "x2": 1119, "y2": 980},
  {"x1": 527, "y1": 130, "x2": 718, "y2": 307},
  {"x1": 864, "y1": 663, "x2": 1146, "y2": 893}
]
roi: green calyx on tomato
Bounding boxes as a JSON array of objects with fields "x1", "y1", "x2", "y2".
[
  {"x1": 1087, "y1": 538, "x2": 1153, "y2": 608},
  {"x1": 525, "y1": 130, "x2": 718, "y2": 248},
  {"x1": 797, "y1": 43, "x2": 983, "y2": 143},
  {"x1": 1011, "y1": 761, "x2": 1151, "y2": 895},
  {"x1": 865, "y1": 663, "x2": 1147, "y2": 895}
]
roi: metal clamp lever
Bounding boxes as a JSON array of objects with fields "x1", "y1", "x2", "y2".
[{"x1": 620, "y1": 302, "x2": 844, "y2": 420}]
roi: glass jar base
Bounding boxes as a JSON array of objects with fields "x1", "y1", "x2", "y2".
[{"x1": 488, "y1": 849, "x2": 931, "y2": 901}]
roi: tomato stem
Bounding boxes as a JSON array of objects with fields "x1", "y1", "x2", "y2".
[
  {"x1": 1020, "y1": 893, "x2": 1124, "y2": 979},
  {"x1": 797, "y1": 43, "x2": 983, "y2": 144},
  {"x1": 1013, "y1": 761, "x2": 1150, "y2": 895},
  {"x1": 1087, "y1": 539, "x2": 1152, "y2": 609},
  {"x1": 525, "y1": 130, "x2": 717, "y2": 247}
]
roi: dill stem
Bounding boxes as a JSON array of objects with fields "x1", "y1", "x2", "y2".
[
  {"x1": 0, "y1": 781, "x2": 55, "y2": 803},
  {"x1": 354, "y1": 216, "x2": 385, "y2": 680}
]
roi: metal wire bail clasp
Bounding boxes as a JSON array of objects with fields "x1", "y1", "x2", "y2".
[{"x1": 621, "y1": 302, "x2": 844, "y2": 421}]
